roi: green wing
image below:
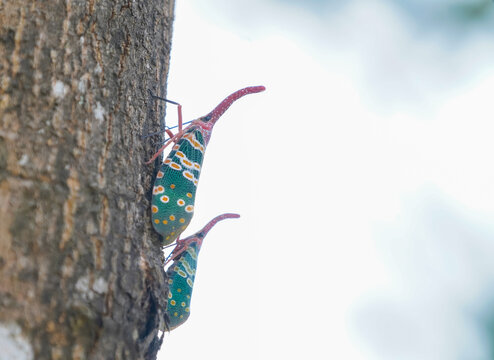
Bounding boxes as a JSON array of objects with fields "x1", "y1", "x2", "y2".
[
  {"x1": 151, "y1": 127, "x2": 207, "y2": 244},
  {"x1": 165, "y1": 243, "x2": 200, "y2": 330}
]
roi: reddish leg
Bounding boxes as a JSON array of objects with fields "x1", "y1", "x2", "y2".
[
  {"x1": 176, "y1": 104, "x2": 183, "y2": 133},
  {"x1": 146, "y1": 92, "x2": 184, "y2": 164},
  {"x1": 164, "y1": 238, "x2": 196, "y2": 266},
  {"x1": 145, "y1": 129, "x2": 185, "y2": 164}
]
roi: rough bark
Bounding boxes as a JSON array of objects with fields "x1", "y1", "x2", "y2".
[{"x1": 0, "y1": 0, "x2": 174, "y2": 359}]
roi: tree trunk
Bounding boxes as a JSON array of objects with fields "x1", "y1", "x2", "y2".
[{"x1": 0, "y1": 0, "x2": 174, "y2": 358}]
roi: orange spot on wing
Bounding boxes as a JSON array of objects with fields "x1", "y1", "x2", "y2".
[
  {"x1": 160, "y1": 195, "x2": 169, "y2": 203},
  {"x1": 192, "y1": 140, "x2": 204, "y2": 152},
  {"x1": 183, "y1": 171, "x2": 194, "y2": 180},
  {"x1": 153, "y1": 185, "x2": 165, "y2": 195},
  {"x1": 171, "y1": 164, "x2": 180, "y2": 171}
]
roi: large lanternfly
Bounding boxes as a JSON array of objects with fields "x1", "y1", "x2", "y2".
[
  {"x1": 148, "y1": 86, "x2": 265, "y2": 245},
  {"x1": 165, "y1": 213, "x2": 240, "y2": 330}
]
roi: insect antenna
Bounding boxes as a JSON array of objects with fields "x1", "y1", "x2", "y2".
[{"x1": 145, "y1": 89, "x2": 186, "y2": 163}]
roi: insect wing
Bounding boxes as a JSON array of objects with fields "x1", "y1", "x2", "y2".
[
  {"x1": 165, "y1": 242, "x2": 200, "y2": 330},
  {"x1": 151, "y1": 127, "x2": 206, "y2": 244}
]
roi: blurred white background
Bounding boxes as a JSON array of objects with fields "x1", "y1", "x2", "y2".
[{"x1": 157, "y1": 1, "x2": 494, "y2": 359}]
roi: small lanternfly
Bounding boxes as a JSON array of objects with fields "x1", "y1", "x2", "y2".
[{"x1": 165, "y1": 213, "x2": 240, "y2": 330}]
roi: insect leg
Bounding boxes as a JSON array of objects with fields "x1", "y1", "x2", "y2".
[
  {"x1": 148, "y1": 89, "x2": 183, "y2": 131},
  {"x1": 145, "y1": 90, "x2": 186, "y2": 164},
  {"x1": 164, "y1": 238, "x2": 194, "y2": 266},
  {"x1": 145, "y1": 129, "x2": 185, "y2": 164}
]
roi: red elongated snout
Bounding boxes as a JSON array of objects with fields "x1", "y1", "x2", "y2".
[
  {"x1": 206, "y1": 85, "x2": 265, "y2": 125},
  {"x1": 165, "y1": 213, "x2": 240, "y2": 266},
  {"x1": 146, "y1": 86, "x2": 265, "y2": 164},
  {"x1": 187, "y1": 213, "x2": 240, "y2": 250}
]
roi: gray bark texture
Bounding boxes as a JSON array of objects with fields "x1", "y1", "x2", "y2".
[{"x1": 0, "y1": 0, "x2": 175, "y2": 359}]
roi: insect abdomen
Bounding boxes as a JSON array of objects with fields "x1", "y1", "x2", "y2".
[{"x1": 151, "y1": 128, "x2": 206, "y2": 244}]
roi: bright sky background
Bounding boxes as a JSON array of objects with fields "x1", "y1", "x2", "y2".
[{"x1": 157, "y1": 1, "x2": 494, "y2": 359}]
